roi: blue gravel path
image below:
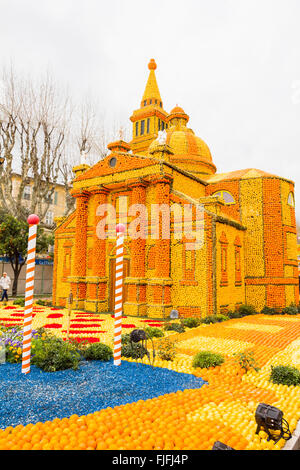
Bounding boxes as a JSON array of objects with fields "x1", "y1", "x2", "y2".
[{"x1": 0, "y1": 360, "x2": 206, "y2": 429}]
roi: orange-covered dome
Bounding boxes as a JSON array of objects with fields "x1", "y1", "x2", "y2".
[
  {"x1": 168, "y1": 106, "x2": 189, "y2": 123},
  {"x1": 164, "y1": 106, "x2": 216, "y2": 176}
]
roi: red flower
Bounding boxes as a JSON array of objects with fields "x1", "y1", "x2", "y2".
[
  {"x1": 47, "y1": 314, "x2": 64, "y2": 319},
  {"x1": 122, "y1": 324, "x2": 137, "y2": 328},
  {"x1": 3, "y1": 306, "x2": 17, "y2": 310}
]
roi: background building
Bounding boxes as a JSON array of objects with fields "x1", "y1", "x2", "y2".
[{"x1": 0, "y1": 174, "x2": 69, "y2": 296}]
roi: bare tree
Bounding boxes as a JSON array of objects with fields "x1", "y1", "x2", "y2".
[
  {"x1": 0, "y1": 66, "x2": 69, "y2": 223},
  {"x1": 0, "y1": 65, "x2": 130, "y2": 226}
]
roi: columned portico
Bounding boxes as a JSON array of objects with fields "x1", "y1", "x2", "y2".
[{"x1": 124, "y1": 180, "x2": 148, "y2": 316}]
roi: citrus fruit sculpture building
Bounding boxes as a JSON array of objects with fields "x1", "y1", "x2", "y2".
[{"x1": 53, "y1": 59, "x2": 299, "y2": 318}]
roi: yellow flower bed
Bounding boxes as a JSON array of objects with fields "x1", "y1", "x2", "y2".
[
  {"x1": 224, "y1": 323, "x2": 284, "y2": 333},
  {"x1": 176, "y1": 335, "x2": 254, "y2": 356}
]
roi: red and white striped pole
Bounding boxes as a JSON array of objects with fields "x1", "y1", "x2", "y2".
[
  {"x1": 113, "y1": 223, "x2": 126, "y2": 366},
  {"x1": 22, "y1": 214, "x2": 39, "y2": 374}
]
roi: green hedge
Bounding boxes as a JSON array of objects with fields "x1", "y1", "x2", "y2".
[
  {"x1": 201, "y1": 315, "x2": 229, "y2": 324},
  {"x1": 270, "y1": 365, "x2": 300, "y2": 386},
  {"x1": 31, "y1": 337, "x2": 81, "y2": 372},
  {"x1": 192, "y1": 351, "x2": 224, "y2": 369},
  {"x1": 182, "y1": 317, "x2": 201, "y2": 328},
  {"x1": 83, "y1": 343, "x2": 113, "y2": 361}
]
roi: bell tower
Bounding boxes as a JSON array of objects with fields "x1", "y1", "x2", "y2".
[{"x1": 130, "y1": 59, "x2": 169, "y2": 155}]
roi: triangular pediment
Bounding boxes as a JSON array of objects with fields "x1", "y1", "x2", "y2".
[
  {"x1": 74, "y1": 152, "x2": 157, "y2": 182},
  {"x1": 55, "y1": 211, "x2": 76, "y2": 234}
]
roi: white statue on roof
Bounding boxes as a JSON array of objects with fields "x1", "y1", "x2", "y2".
[{"x1": 156, "y1": 129, "x2": 167, "y2": 145}]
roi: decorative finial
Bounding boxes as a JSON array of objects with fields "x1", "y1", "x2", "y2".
[{"x1": 148, "y1": 59, "x2": 157, "y2": 70}]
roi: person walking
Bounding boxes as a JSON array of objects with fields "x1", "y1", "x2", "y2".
[{"x1": 0, "y1": 272, "x2": 11, "y2": 304}]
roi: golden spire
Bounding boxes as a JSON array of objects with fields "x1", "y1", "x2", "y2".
[{"x1": 141, "y1": 59, "x2": 162, "y2": 106}]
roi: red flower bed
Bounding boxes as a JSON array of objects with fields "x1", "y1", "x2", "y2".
[
  {"x1": 11, "y1": 314, "x2": 24, "y2": 317},
  {"x1": 69, "y1": 324, "x2": 102, "y2": 328},
  {"x1": 74, "y1": 315, "x2": 101, "y2": 319},
  {"x1": 122, "y1": 324, "x2": 137, "y2": 329},
  {"x1": 62, "y1": 330, "x2": 107, "y2": 334},
  {"x1": 71, "y1": 318, "x2": 104, "y2": 322},
  {"x1": 141, "y1": 320, "x2": 163, "y2": 324},
  {"x1": 111, "y1": 314, "x2": 127, "y2": 318},
  {"x1": 146, "y1": 323, "x2": 163, "y2": 327},
  {"x1": 3, "y1": 306, "x2": 17, "y2": 310},
  {"x1": 47, "y1": 314, "x2": 64, "y2": 319},
  {"x1": 67, "y1": 337, "x2": 100, "y2": 344},
  {"x1": 2, "y1": 323, "x2": 20, "y2": 327},
  {"x1": 0, "y1": 318, "x2": 22, "y2": 321},
  {"x1": 43, "y1": 323, "x2": 62, "y2": 329}
]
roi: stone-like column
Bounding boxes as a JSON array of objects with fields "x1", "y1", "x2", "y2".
[
  {"x1": 71, "y1": 189, "x2": 89, "y2": 307},
  {"x1": 86, "y1": 187, "x2": 109, "y2": 312},
  {"x1": 148, "y1": 175, "x2": 173, "y2": 318},
  {"x1": 124, "y1": 181, "x2": 148, "y2": 317}
]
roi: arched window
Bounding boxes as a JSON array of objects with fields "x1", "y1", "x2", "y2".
[
  {"x1": 213, "y1": 190, "x2": 235, "y2": 205},
  {"x1": 288, "y1": 192, "x2": 295, "y2": 207}
]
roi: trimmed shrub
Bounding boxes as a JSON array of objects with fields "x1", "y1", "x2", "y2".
[
  {"x1": 31, "y1": 337, "x2": 81, "y2": 372},
  {"x1": 83, "y1": 343, "x2": 113, "y2": 361},
  {"x1": 192, "y1": 351, "x2": 224, "y2": 369},
  {"x1": 182, "y1": 317, "x2": 201, "y2": 328},
  {"x1": 157, "y1": 338, "x2": 177, "y2": 361},
  {"x1": 144, "y1": 326, "x2": 164, "y2": 338},
  {"x1": 35, "y1": 299, "x2": 52, "y2": 307},
  {"x1": 121, "y1": 342, "x2": 148, "y2": 359},
  {"x1": 282, "y1": 305, "x2": 298, "y2": 315},
  {"x1": 226, "y1": 310, "x2": 242, "y2": 319},
  {"x1": 270, "y1": 365, "x2": 300, "y2": 386},
  {"x1": 121, "y1": 334, "x2": 131, "y2": 345},
  {"x1": 261, "y1": 306, "x2": 278, "y2": 315},
  {"x1": 237, "y1": 304, "x2": 256, "y2": 316},
  {"x1": 201, "y1": 315, "x2": 229, "y2": 325},
  {"x1": 13, "y1": 298, "x2": 25, "y2": 307},
  {"x1": 164, "y1": 322, "x2": 185, "y2": 333}
]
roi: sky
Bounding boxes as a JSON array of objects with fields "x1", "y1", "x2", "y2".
[{"x1": 1, "y1": 0, "x2": 300, "y2": 220}]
